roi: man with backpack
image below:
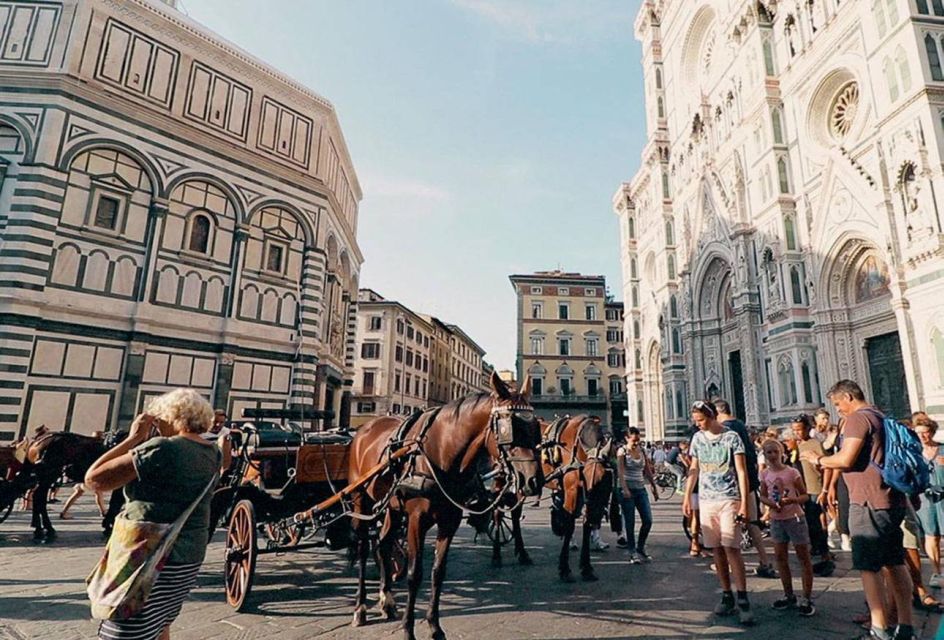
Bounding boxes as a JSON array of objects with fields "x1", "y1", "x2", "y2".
[{"x1": 801, "y1": 380, "x2": 915, "y2": 640}]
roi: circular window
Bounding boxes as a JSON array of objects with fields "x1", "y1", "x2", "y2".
[{"x1": 829, "y1": 81, "x2": 859, "y2": 140}]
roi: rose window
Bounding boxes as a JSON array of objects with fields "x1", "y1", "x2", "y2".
[{"x1": 829, "y1": 82, "x2": 859, "y2": 140}]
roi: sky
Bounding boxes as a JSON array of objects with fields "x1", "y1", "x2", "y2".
[{"x1": 180, "y1": 0, "x2": 648, "y2": 371}]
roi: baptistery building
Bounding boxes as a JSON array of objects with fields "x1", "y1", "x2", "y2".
[
  {"x1": 0, "y1": 0, "x2": 362, "y2": 439},
  {"x1": 616, "y1": 0, "x2": 944, "y2": 441}
]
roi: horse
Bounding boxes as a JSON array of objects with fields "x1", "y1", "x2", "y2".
[
  {"x1": 346, "y1": 371, "x2": 543, "y2": 640},
  {"x1": 2, "y1": 432, "x2": 107, "y2": 541},
  {"x1": 492, "y1": 414, "x2": 613, "y2": 582}
]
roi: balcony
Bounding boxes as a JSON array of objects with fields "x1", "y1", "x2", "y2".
[{"x1": 532, "y1": 393, "x2": 607, "y2": 405}]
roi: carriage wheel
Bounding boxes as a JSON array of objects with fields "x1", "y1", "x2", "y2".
[
  {"x1": 225, "y1": 500, "x2": 257, "y2": 611},
  {"x1": 486, "y1": 510, "x2": 514, "y2": 547}
]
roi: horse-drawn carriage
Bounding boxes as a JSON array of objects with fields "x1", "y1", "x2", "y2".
[
  {"x1": 216, "y1": 373, "x2": 544, "y2": 640},
  {"x1": 213, "y1": 407, "x2": 410, "y2": 610}
]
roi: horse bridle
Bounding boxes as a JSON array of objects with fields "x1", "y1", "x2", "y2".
[{"x1": 488, "y1": 401, "x2": 540, "y2": 493}]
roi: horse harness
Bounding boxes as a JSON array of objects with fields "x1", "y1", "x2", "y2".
[{"x1": 374, "y1": 399, "x2": 538, "y2": 513}]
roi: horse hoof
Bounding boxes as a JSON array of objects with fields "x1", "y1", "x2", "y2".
[
  {"x1": 429, "y1": 626, "x2": 446, "y2": 640},
  {"x1": 32, "y1": 532, "x2": 43, "y2": 542},
  {"x1": 560, "y1": 572, "x2": 575, "y2": 583},
  {"x1": 517, "y1": 553, "x2": 533, "y2": 566},
  {"x1": 581, "y1": 571, "x2": 598, "y2": 582},
  {"x1": 352, "y1": 605, "x2": 367, "y2": 627}
]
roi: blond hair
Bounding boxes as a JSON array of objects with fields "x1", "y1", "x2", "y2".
[
  {"x1": 146, "y1": 388, "x2": 213, "y2": 434},
  {"x1": 762, "y1": 438, "x2": 784, "y2": 458}
]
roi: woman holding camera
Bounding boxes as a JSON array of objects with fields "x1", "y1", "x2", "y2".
[{"x1": 85, "y1": 388, "x2": 221, "y2": 640}]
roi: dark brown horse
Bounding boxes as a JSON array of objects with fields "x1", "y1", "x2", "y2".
[
  {"x1": 1, "y1": 432, "x2": 106, "y2": 541},
  {"x1": 505, "y1": 415, "x2": 612, "y2": 582},
  {"x1": 347, "y1": 372, "x2": 543, "y2": 640}
]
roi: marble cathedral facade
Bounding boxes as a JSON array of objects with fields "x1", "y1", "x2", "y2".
[
  {"x1": 0, "y1": 0, "x2": 362, "y2": 439},
  {"x1": 616, "y1": 0, "x2": 944, "y2": 441}
]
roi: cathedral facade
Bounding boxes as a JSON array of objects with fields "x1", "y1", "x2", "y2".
[{"x1": 615, "y1": 0, "x2": 944, "y2": 441}]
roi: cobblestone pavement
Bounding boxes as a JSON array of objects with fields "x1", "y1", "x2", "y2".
[{"x1": 1, "y1": 494, "x2": 941, "y2": 639}]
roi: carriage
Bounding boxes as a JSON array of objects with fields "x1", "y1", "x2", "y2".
[{"x1": 216, "y1": 408, "x2": 407, "y2": 610}]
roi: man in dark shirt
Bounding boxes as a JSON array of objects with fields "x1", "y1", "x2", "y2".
[
  {"x1": 801, "y1": 380, "x2": 912, "y2": 640},
  {"x1": 714, "y1": 399, "x2": 776, "y2": 579}
]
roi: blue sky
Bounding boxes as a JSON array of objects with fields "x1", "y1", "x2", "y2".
[{"x1": 181, "y1": 0, "x2": 647, "y2": 371}]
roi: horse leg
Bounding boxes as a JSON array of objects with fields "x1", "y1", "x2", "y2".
[
  {"x1": 426, "y1": 508, "x2": 461, "y2": 640},
  {"x1": 33, "y1": 477, "x2": 54, "y2": 541},
  {"x1": 490, "y1": 509, "x2": 502, "y2": 568},
  {"x1": 579, "y1": 513, "x2": 597, "y2": 581},
  {"x1": 376, "y1": 510, "x2": 401, "y2": 621},
  {"x1": 402, "y1": 508, "x2": 429, "y2": 640},
  {"x1": 512, "y1": 503, "x2": 532, "y2": 565},
  {"x1": 558, "y1": 512, "x2": 576, "y2": 582},
  {"x1": 351, "y1": 521, "x2": 370, "y2": 627}
]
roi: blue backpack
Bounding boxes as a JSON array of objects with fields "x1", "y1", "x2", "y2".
[{"x1": 876, "y1": 416, "x2": 930, "y2": 496}]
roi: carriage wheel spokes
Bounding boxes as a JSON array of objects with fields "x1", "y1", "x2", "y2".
[
  {"x1": 487, "y1": 510, "x2": 514, "y2": 547},
  {"x1": 225, "y1": 500, "x2": 257, "y2": 611}
]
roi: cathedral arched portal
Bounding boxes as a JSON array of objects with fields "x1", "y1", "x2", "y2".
[
  {"x1": 815, "y1": 237, "x2": 912, "y2": 418},
  {"x1": 689, "y1": 256, "x2": 746, "y2": 416}
]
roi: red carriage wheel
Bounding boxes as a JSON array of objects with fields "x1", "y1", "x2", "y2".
[{"x1": 225, "y1": 500, "x2": 257, "y2": 610}]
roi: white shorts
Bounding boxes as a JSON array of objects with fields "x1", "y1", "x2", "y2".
[{"x1": 701, "y1": 499, "x2": 742, "y2": 549}]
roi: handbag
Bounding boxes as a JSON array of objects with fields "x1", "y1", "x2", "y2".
[{"x1": 86, "y1": 467, "x2": 220, "y2": 621}]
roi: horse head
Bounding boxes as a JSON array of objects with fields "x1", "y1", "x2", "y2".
[{"x1": 481, "y1": 372, "x2": 543, "y2": 497}]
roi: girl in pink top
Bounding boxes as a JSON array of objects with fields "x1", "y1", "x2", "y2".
[{"x1": 759, "y1": 439, "x2": 816, "y2": 617}]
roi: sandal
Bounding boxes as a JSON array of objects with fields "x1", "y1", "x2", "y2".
[{"x1": 914, "y1": 593, "x2": 944, "y2": 612}]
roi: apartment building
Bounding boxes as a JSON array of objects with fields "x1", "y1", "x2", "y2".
[{"x1": 509, "y1": 271, "x2": 626, "y2": 431}]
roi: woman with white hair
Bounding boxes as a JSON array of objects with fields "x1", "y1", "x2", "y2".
[{"x1": 85, "y1": 388, "x2": 221, "y2": 640}]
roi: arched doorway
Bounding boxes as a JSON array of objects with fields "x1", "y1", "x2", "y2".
[
  {"x1": 817, "y1": 239, "x2": 910, "y2": 417},
  {"x1": 689, "y1": 257, "x2": 746, "y2": 415}
]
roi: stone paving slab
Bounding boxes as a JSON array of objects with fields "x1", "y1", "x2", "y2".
[{"x1": 1, "y1": 494, "x2": 941, "y2": 639}]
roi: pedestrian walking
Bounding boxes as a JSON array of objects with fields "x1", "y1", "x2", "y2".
[
  {"x1": 617, "y1": 427, "x2": 658, "y2": 563},
  {"x1": 683, "y1": 400, "x2": 754, "y2": 625},
  {"x1": 800, "y1": 380, "x2": 914, "y2": 640},
  {"x1": 759, "y1": 439, "x2": 816, "y2": 617}
]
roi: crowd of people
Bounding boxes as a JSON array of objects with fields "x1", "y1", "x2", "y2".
[{"x1": 606, "y1": 378, "x2": 940, "y2": 640}]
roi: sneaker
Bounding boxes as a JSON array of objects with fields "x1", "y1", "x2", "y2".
[
  {"x1": 737, "y1": 600, "x2": 755, "y2": 625},
  {"x1": 635, "y1": 550, "x2": 652, "y2": 563},
  {"x1": 930, "y1": 573, "x2": 943, "y2": 588},
  {"x1": 754, "y1": 564, "x2": 779, "y2": 579},
  {"x1": 713, "y1": 595, "x2": 737, "y2": 616},
  {"x1": 841, "y1": 534, "x2": 852, "y2": 552},
  {"x1": 797, "y1": 597, "x2": 815, "y2": 617},
  {"x1": 616, "y1": 536, "x2": 627, "y2": 548},
  {"x1": 628, "y1": 553, "x2": 641, "y2": 565},
  {"x1": 772, "y1": 594, "x2": 797, "y2": 610},
  {"x1": 591, "y1": 540, "x2": 609, "y2": 551}
]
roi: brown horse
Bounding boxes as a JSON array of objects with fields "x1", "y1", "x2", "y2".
[
  {"x1": 347, "y1": 372, "x2": 543, "y2": 640},
  {"x1": 528, "y1": 415, "x2": 613, "y2": 582},
  {"x1": 1, "y1": 432, "x2": 106, "y2": 541}
]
